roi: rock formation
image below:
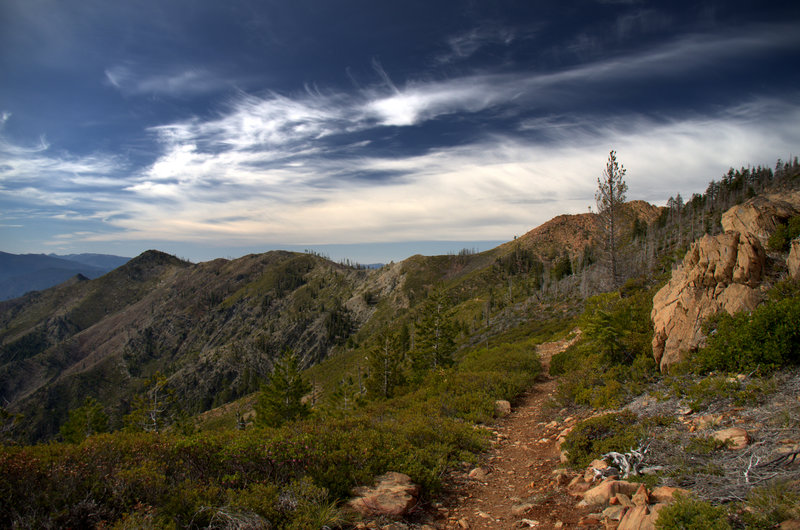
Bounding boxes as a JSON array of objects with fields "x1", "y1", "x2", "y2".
[
  {"x1": 721, "y1": 191, "x2": 800, "y2": 245},
  {"x1": 652, "y1": 191, "x2": 800, "y2": 372},
  {"x1": 651, "y1": 231, "x2": 766, "y2": 371}
]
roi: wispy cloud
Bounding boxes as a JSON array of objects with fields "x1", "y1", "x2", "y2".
[
  {"x1": 436, "y1": 24, "x2": 519, "y2": 64},
  {"x1": 0, "y1": 119, "x2": 129, "y2": 218},
  {"x1": 104, "y1": 64, "x2": 235, "y2": 96},
  {"x1": 84, "y1": 95, "x2": 800, "y2": 247},
  {"x1": 6, "y1": 21, "x2": 800, "y2": 254}
]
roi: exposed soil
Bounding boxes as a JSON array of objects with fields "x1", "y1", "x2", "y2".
[{"x1": 427, "y1": 333, "x2": 595, "y2": 529}]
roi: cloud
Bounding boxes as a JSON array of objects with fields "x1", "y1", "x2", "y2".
[
  {"x1": 436, "y1": 25, "x2": 518, "y2": 64},
  {"x1": 0, "y1": 128, "x2": 128, "y2": 219},
  {"x1": 6, "y1": 20, "x2": 800, "y2": 255},
  {"x1": 104, "y1": 64, "x2": 235, "y2": 96},
  {"x1": 80, "y1": 93, "x2": 800, "y2": 248}
]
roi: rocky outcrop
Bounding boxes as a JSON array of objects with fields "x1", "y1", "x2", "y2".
[
  {"x1": 721, "y1": 192, "x2": 800, "y2": 245},
  {"x1": 651, "y1": 231, "x2": 765, "y2": 371},
  {"x1": 567, "y1": 472, "x2": 687, "y2": 528},
  {"x1": 346, "y1": 472, "x2": 420, "y2": 518},
  {"x1": 789, "y1": 238, "x2": 800, "y2": 280}
]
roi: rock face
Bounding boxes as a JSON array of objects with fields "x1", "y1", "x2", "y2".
[
  {"x1": 721, "y1": 192, "x2": 800, "y2": 245},
  {"x1": 651, "y1": 231, "x2": 765, "y2": 371},
  {"x1": 789, "y1": 238, "x2": 800, "y2": 280},
  {"x1": 347, "y1": 472, "x2": 421, "y2": 518}
]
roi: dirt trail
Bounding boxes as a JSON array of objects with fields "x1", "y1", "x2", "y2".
[{"x1": 431, "y1": 332, "x2": 592, "y2": 529}]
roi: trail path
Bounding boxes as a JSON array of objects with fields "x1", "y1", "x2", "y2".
[{"x1": 431, "y1": 333, "x2": 593, "y2": 529}]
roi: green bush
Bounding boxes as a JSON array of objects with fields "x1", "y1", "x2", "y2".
[
  {"x1": 767, "y1": 215, "x2": 800, "y2": 251},
  {"x1": 561, "y1": 411, "x2": 644, "y2": 468},
  {"x1": 551, "y1": 284, "x2": 659, "y2": 408},
  {"x1": 692, "y1": 293, "x2": 800, "y2": 374},
  {"x1": 656, "y1": 493, "x2": 732, "y2": 529},
  {"x1": 0, "y1": 300, "x2": 546, "y2": 528},
  {"x1": 739, "y1": 480, "x2": 800, "y2": 528}
]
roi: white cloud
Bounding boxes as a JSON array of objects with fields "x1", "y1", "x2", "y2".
[
  {"x1": 7, "y1": 21, "x2": 800, "y2": 254},
  {"x1": 436, "y1": 25, "x2": 519, "y2": 64},
  {"x1": 80, "y1": 95, "x2": 800, "y2": 248},
  {"x1": 104, "y1": 64, "x2": 235, "y2": 96}
]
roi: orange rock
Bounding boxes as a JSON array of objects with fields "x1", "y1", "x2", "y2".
[
  {"x1": 578, "y1": 480, "x2": 641, "y2": 508},
  {"x1": 713, "y1": 427, "x2": 749, "y2": 450},
  {"x1": 632, "y1": 484, "x2": 650, "y2": 507},
  {"x1": 649, "y1": 486, "x2": 689, "y2": 504},
  {"x1": 618, "y1": 505, "x2": 651, "y2": 530},
  {"x1": 347, "y1": 472, "x2": 420, "y2": 518}
]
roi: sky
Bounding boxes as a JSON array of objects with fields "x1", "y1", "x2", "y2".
[{"x1": 1, "y1": 1, "x2": 799, "y2": 264}]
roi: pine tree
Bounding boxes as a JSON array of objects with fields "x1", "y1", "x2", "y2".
[
  {"x1": 255, "y1": 350, "x2": 311, "y2": 427},
  {"x1": 595, "y1": 150, "x2": 628, "y2": 287},
  {"x1": 124, "y1": 372, "x2": 173, "y2": 433},
  {"x1": 59, "y1": 397, "x2": 108, "y2": 443},
  {"x1": 366, "y1": 330, "x2": 406, "y2": 399},
  {"x1": 411, "y1": 287, "x2": 456, "y2": 376}
]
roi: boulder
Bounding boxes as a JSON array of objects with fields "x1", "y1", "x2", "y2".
[
  {"x1": 632, "y1": 484, "x2": 650, "y2": 506},
  {"x1": 651, "y1": 231, "x2": 765, "y2": 371},
  {"x1": 618, "y1": 503, "x2": 667, "y2": 530},
  {"x1": 495, "y1": 400, "x2": 512, "y2": 417},
  {"x1": 618, "y1": 505, "x2": 652, "y2": 530},
  {"x1": 468, "y1": 467, "x2": 490, "y2": 480},
  {"x1": 713, "y1": 427, "x2": 749, "y2": 450},
  {"x1": 649, "y1": 486, "x2": 690, "y2": 504},
  {"x1": 347, "y1": 472, "x2": 421, "y2": 518},
  {"x1": 721, "y1": 193, "x2": 800, "y2": 246},
  {"x1": 603, "y1": 505, "x2": 627, "y2": 521},
  {"x1": 577, "y1": 479, "x2": 641, "y2": 508},
  {"x1": 511, "y1": 503, "x2": 535, "y2": 516},
  {"x1": 789, "y1": 238, "x2": 800, "y2": 280}
]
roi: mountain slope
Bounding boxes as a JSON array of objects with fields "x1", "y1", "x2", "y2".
[
  {"x1": 0, "y1": 251, "x2": 130, "y2": 301},
  {"x1": 0, "y1": 199, "x2": 663, "y2": 442}
]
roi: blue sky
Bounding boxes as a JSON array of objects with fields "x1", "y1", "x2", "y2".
[{"x1": 1, "y1": 1, "x2": 799, "y2": 263}]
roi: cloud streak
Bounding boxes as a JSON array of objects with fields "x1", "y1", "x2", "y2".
[{"x1": 105, "y1": 64, "x2": 237, "y2": 97}]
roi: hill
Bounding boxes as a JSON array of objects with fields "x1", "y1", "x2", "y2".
[
  {"x1": 0, "y1": 194, "x2": 650, "y2": 442},
  {"x1": 0, "y1": 172, "x2": 781, "y2": 443},
  {"x1": 0, "y1": 251, "x2": 130, "y2": 301}
]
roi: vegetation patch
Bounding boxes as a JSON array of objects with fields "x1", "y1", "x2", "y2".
[
  {"x1": 688, "y1": 280, "x2": 800, "y2": 375},
  {"x1": 551, "y1": 281, "x2": 659, "y2": 409}
]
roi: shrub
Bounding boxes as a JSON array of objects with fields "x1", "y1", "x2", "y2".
[
  {"x1": 767, "y1": 215, "x2": 800, "y2": 251},
  {"x1": 739, "y1": 480, "x2": 800, "y2": 528},
  {"x1": 551, "y1": 283, "x2": 659, "y2": 408},
  {"x1": 692, "y1": 294, "x2": 800, "y2": 374},
  {"x1": 655, "y1": 493, "x2": 732, "y2": 529},
  {"x1": 561, "y1": 411, "x2": 644, "y2": 468}
]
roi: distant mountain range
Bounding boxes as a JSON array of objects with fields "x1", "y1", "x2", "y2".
[{"x1": 0, "y1": 252, "x2": 131, "y2": 301}]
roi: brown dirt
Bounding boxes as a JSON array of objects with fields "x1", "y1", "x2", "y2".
[{"x1": 427, "y1": 332, "x2": 595, "y2": 529}]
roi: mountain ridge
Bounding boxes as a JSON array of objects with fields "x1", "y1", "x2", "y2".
[
  {"x1": 0, "y1": 251, "x2": 130, "y2": 301},
  {"x1": 0, "y1": 203, "x2": 630, "y2": 441}
]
